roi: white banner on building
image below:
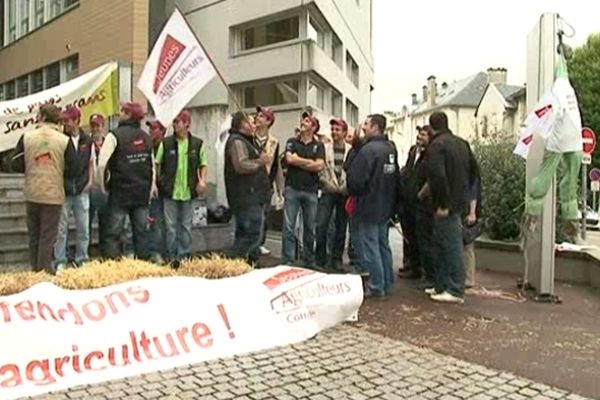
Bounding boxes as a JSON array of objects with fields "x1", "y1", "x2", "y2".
[
  {"x1": 0, "y1": 267, "x2": 363, "y2": 400},
  {"x1": 0, "y1": 62, "x2": 118, "y2": 153},
  {"x1": 138, "y1": 8, "x2": 217, "y2": 126}
]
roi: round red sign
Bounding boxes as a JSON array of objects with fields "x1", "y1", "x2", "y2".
[{"x1": 582, "y1": 127, "x2": 596, "y2": 155}]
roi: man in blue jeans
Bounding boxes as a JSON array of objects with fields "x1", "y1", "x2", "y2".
[
  {"x1": 425, "y1": 112, "x2": 479, "y2": 304},
  {"x1": 224, "y1": 112, "x2": 271, "y2": 265},
  {"x1": 55, "y1": 107, "x2": 95, "y2": 271},
  {"x1": 347, "y1": 114, "x2": 399, "y2": 297},
  {"x1": 156, "y1": 110, "x2": 208, "y2": 265},
  {"x1": 281, "y1": 112, "x2": 325, "y2": 267}
]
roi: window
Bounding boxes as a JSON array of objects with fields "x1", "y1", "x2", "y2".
[
  {"x1": 46, "y1": 62, "x2": 60, "y2": 88},
  {"x1": 20, "y1": 0, "x2": 30, "y2": 36},
  {"x1": 346, "y1": 52, "x2": 359, "y2": 87},
  {"x1": 0, "y1": 85, "x2": 4, "y2": 101},
  {"x1": 49, "y1": 0, "x2": 63, "y2": 19},
  {"x1": 64, "y1": 0, "x2": 78, "y2": 7},
  {"x1": 332, "y1": 90, "x2": 342, "y2": 117},
  {"x1": 5, "y1": 81, "x2": 15, "y2": 100},
  {"x1": 7, "y1": 0, "x2": 17, "y2": 43},
  {"x1": 332, "y1": 32, "x2": 343, "y2": 68},
  {"x1": 308, "y1": 80, "x2": 324, "y2": 110},
  {"x1": 243, "y1": 79, "x2": 300, "y2": 108},
  {"x1": 16, "y1": 75, "x2": 29, "y2": 97},
  {"x1": 242, "y1": 16, "x2": 299, "y2": 51},
  {"x1": 307, "y1": 18, "x2": 324, "y2": 50},
  {"x1": 31, "y1": 69, "x2": 44, "y2": 93},
  {"x1": 346, "y1": 99, "x2": 359, "y2": 127},
  {"x1": 64, "y1": 55, "x2": 79, "y2": 81},
  {"x1": 34, "y1": 0, "x2": 45, "y2": 28}
]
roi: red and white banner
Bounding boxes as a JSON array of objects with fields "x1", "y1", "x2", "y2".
[
  {"x1": 0, "y1": 267, "x2": 363, "y2": 400},
  {"x1": 138, "y1": 8, "x2": 217, "y2": 126}
]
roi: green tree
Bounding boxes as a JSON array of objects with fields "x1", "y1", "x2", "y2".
[{"x1": 568, "y1": 33, "x2": 600, "y2": 166}]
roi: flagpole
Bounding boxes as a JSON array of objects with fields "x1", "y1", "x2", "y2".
[{"x1": 176, "y1": 7, "x2": 247, "y2": 115}]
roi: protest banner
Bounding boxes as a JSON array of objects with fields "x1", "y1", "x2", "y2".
[
  {"x1": 0, "y1": 266, "x2": 363, "y2": 400},
  {"x1": 0, "y1": 62, "x2": 118, "y2": 153}
]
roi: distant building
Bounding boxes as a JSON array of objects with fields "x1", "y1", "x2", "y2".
[{"x1": 389, "y1": 68, "x2": 525, "y2": 164}]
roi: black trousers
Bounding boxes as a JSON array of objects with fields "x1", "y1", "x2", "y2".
[{"x1": 26, "y1": 201, "x2": 63, "y2": 273}]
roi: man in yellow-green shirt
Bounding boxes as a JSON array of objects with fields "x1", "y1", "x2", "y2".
[{"x1": 156, "y1": 109, "x2": 208, "y2": 263}]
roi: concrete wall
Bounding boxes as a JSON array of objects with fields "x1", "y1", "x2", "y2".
[{"x1": 0, "y1": 0, "x2": 149, "y2": 104}]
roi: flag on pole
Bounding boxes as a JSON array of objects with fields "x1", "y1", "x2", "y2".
[{"x1": 138, "y1": 8, "x2": 216, "y2": 126}]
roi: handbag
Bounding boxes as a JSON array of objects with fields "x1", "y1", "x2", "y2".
[{"x1": 463, "y1": 221, "x2": 483, "y2": 244}]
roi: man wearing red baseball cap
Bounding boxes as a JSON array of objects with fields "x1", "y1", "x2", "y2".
[
  {"x1": 54, "y1": 106, "x2": 95, "y2": 271},
  {"x1": 315, "y1": 118, "x2": 352, "y2": 272},
  {"x1": 97, "y1": 102, "x2": 155, "y2": 259},
  {"x1": 254, "y1": 106, "x2": 284, "y2": 256},
  {"x1": 281, "y1": 111, "x2": 325, "y2": 267},
  {"x1": 155, "y1": 109, "x2": 207, "y2": 265}
]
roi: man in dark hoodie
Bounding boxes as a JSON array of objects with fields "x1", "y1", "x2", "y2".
[
  {"x1": 425, "y1": 112, "x2": 478, "y2": 304},
  {"x1": 224, "y1": 112, "x2": 271, "y2": 265},
  {"x1": 347, "y1": 114, "x2": 399, "y2": 297}
]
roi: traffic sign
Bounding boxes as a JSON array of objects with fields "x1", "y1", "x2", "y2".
[
  {"x1": 590, "y1": 168, "x2": 600, "y2": 181},
  {"x1": 592, "y1": 181, "x2": 600, "y2": 192},
  {"x1": 583, "y1": 154, "x2": 592, "y2": 165},
  {"x1": 582, "y1": 127, "x2": 596, "y2": 155}
]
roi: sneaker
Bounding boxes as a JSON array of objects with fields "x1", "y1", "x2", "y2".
[
  {"x1": 150, "y1": 254, "x2": 165, "y2": 265},
  {"x1": 56, "y1": 263, "x2": 67, "y2": 273},
  {"x1": 259, "y1": 246, "x2": 271, "y2": 256},
  {"x1": 430, "y1": 291, "x2": 465, "y2": 304},
  {"x1": 424, "y1": 288, "x2": 437, "y2": 295}
]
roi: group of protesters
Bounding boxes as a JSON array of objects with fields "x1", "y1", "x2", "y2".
[{"x1": 12, "y1": 100, "x2": 479, "y2": 304}]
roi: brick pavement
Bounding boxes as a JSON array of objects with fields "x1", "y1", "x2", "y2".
[{"x1": 31, "y1": 325, "x2": 590, "y2": 400}]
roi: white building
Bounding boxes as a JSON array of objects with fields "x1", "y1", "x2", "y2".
[{"x1": 166, "y1": 0, "x2": 374, "y2": 143}]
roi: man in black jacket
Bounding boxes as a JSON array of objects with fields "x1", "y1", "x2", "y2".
[
  {"x1": 225, "y1": 112, "x2": 271, "y2": 265},
  {"x1": 54, "y1": 106, "x2": 94, "y2": 271},
  {"x1": 156, "y1": 109, "x2": 207, "y2": 264},
  {"x1": 348, "y1": 114, "x2": 399, "y2": 297},
  {"x1": 97, "y1": 102, "x2": 156, "y2": 260},
  {"x1": 425, "y1": 112, "x2": 478, "y2": 304}
]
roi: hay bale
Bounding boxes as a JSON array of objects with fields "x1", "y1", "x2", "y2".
[
  {"x1": 178, "y1": 255, "x2": 252, "y2": 279},
  {"x1": 0, "y1": 271, "x2": 53, "y2": 296},
  {"x1": 54, "y1": 258, "x2": 175, "y2": 290}
]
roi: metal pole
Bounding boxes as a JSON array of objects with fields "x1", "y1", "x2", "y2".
[
  {"x1": 593, "y1": 190, "x2": 597, "y2": 212},
  {"x1": 582, "y1": 164, "x2": 587, "y2": 240}
]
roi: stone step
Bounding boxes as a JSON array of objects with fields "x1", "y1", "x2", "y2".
[
  {"x1": 0, "y1": 198, "x2": 26, "y2": 214},
  {"x1": 0, "y1": 212, "x2": 26, "y2": 230},
  {"x1": 0, "y1": 226, "x2": 99, "y2": 248}
]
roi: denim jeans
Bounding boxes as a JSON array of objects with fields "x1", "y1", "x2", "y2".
[
  {"x1": 105, "y1": 201, "x2": 149, "y2": 259},
  {"x1": 315, "y1": 193, "x2": 348, "y2": 268},
  {"x1": 89, "y1": 187, "x2": 109, "y2": 257},
  {"x1": 348, "y1": 215, "x2": 365, "y2": 273},
  {"x1": 230, "y1": 204, "x2": 264, "y2": 264},
  {"x1": 163, "y1": 198, "x2": 193, "y2": 261},
  {"x1": 282, "y1": 187, "x2": 318, "y2": 267},
  {"x1": 148, "y1": 197, "x2": 166, "y2": 258},
  {"x1": 358, "y1": 221, "x2": 394, "y2": 296},
  {"x1": 122, "y1": 217, "x2": 134, "y2": 255},
  {"x1": 54, "y1": 192, "x2": 90, "y2": 265},
  {"x1": 432, "y1": 213, "x2": 465, "y2": 296},
  {"x1": 416, "y1": 209, "x2": 435, "y2": 283}
]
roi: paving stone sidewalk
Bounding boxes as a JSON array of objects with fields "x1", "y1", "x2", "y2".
[{"x1": 32, "y1": 325, "x2": 591, "y2": 400}]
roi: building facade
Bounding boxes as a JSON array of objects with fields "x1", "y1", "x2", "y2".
[{"x1": 0, "y1": 0, "x2": 150, "y2": 104}]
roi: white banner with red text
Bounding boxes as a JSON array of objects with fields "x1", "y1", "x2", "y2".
[
  {"x1": 0, "y1": 267, "x2": 363, "y2": 400},
  {"x1": 0, "y1": 62, "x2": 119, "y2": 153}
]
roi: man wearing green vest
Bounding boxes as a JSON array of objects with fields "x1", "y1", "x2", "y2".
[{"x1": 156, "y1": 109, "x2": 208, "y2": 264}]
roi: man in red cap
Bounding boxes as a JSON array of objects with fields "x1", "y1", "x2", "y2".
[
  {"x1": 54, "y1": 106, "x2": 95, "y2": 271},
  {"x1": 315, "y1": 118, "x2": 352, "y2": 271},
  {"x1": 254, "y1": 106, "x2": 284, "y2": 257},
  {"x1": 155, "y1": 109, "x2": 207, "y2": 265},
  {"x1": 97, "y1": 102, "x2": 155, "y2": 259},
  {"x1": 281, "y1": 111, "x2": 325, "y2": 267},
  {"x1": 88, "y1": 113, "x2": 110, "y2": 257}
]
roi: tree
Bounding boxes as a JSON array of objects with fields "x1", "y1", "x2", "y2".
[{"x1": 568, "y1": 33, "x2": 600, "y2": 166}]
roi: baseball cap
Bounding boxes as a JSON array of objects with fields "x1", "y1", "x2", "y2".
[
  {"x1": 301, "y1": 111, "x2": 320, "y2": 134},
  {"x1": 329, "y1": 118, "x2": 348, "y2": 132},
  {"x1": 146, "y1": 120, "x2": 166, "y2": 132},
  {"x1": 61, "y1": 106, "x2": 81, "y2": 121},
  {"x1": 89, "y1": 113, "x2": 105, "y2": 126},
  {"x1": 174, "y1": 109, "x2": 192, "y2": 124},
  {"x1": 256, "y1": 106, "x2": 275, "y2": 127},
  {"x1": 121, "y1": 102, "x2": 145, "y2": 121}
]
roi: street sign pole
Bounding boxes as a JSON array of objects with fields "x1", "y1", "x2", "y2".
[
  {"x1": 581, "y1": 128, "x2": 597, "y2": 240},
  {"x1": 582, "y1": 164, "x2": 588, "y2": 239}
]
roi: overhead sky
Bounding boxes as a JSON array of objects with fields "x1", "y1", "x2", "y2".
[{"x1": 372, "y1": 0, "x2": 598, "y2": 112}]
